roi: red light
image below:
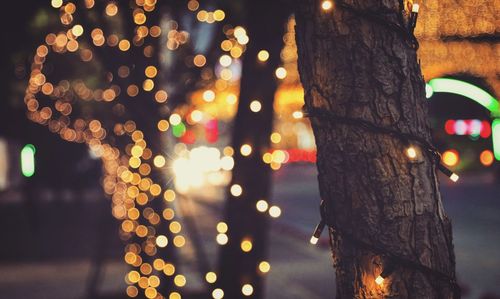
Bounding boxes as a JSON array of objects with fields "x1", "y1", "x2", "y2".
[
  {"x1": 480, "y1": 121, "x2": 491, "y2": 138},
  {"x1": 180, "y1": 130, "x2": 195, "y2": 144},
  {"x1": 205, "y1": 119, "x2": 218, "y2": 143},
  {"x1": 444, "y1": 120, "x2": 455, "y2": 135}
]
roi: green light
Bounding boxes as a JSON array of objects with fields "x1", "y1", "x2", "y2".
[
  {"x1": 492, "y1": 119, "x2": 500, "y2": 161},
  {"x1": 21, "y1": 144, "x2": 36, "y2": 177},
  {"x1": 172, "y1": 122, "x2": 186, "y2": 138},
  {"x1": 428, "y1": 78, "x2": 500, "y2": 116}
]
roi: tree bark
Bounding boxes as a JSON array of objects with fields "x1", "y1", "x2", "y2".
[
  {"x1": 217, "y1": 1, "x2": 289, "y2": 298},
  {"x1": 294, "y1": 1, "x2": 458, "y2": 298}
]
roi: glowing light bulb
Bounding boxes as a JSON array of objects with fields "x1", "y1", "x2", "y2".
[
  {"x1": 240, "y1": 144, "x2": 252, "y2": 156},
  {"x1": 375, "y1": 275, "x2": 384, "y2": 285},
  {"x1": 250, "y1": 100, "x2": 262, "y2": 112},
  {"x1": 206, "y1": 272, "x2": 217, "y2": 283},
  {"x1": 256, "y1": 200, "x2": 269, "y2": 212},
  {"x1": 216, "y1": 233, "x2": 228, "y2": 245},
  {"x1": 275, "y1": 67, "x2": 287, "y2": 79},
  {"x1": 241, "y1": 239, "x2": 253, "y2": 252},
  {"x1": 406, "y1": 146, "x2": 417, "y2": 159},
  {"x1": 203, "y1": 90, "x2": 216, "y2": 102},
  {"x1": 212, "y1": 288, "x2": 224, "y2": 299},
  {"x1": 169, "y1": 114, "x2": 181, "y2": 126},
  {"x1": 321, "y1": 0, "x2": 333, "y2": 11},
  {"x1": 230, "y1": 184, "x2": 243, "y2": 196},
  {"x1": 412, "y1": 3, "x2": 420, "y2": 13},
  {"x1": 242, "y1": 284, "x2": 254, "y2": 296},
  {"x1": 292, "y1": 111, "x2": 303, "y2": 119},
  {"x1": 437, "y1": 163, "x2": 460, "y2": 183},
  {"x1": 257, "y1": 50, "x2": 269, "y2": 62},
  {"x1": 156, "y1": 235, "x2": 168, "y2": 248},
  {"x1": 258, "y1": 261, "x2": 271, "y2": 273},
  {"x1": 269, "y1": 206, "x2": 281, "y2": 218},
  {"x1": 310, "y1": 219, "x2": 325, "y2": 245}
]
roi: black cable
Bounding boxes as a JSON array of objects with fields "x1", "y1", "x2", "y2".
[
  {"x1": 306, "y1": 105, "x2": 461, "y2": 297},
  {"x1": 334, "y1": 0, "x2": 419, "y2": 50}
]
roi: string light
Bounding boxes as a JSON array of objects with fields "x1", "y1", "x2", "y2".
[
  {"x1": 310, "y1": 219, "x2": 326, "y2": 245},
  {"x1": 304, "y1": 106, "x2": 461, "y2": 182},
  {"x1": 406, "y1": 146, "x2": 417, "y2": 159},
  {"x1": 375, "y1": 262, "x2": 395, "y2": 286},
  {"x1": 275, "y1": 67, "x2": 287, "y2": 79},
  {"x1": 240, "y1": 239, "x2": 253, "y2": 252},
  {"x1": 256, "y1": 199, "x2": 269, "y2": 212},
  {"x1": 268, "y1": 206, "x2": 281, "y2": 218},
  {"x1": 258, "y1": 261, "x2": 271, "y2": 273},
  {"x1": 205, "y1": 272, "x2": 217, "y2": 283},
  {"x1": 240, "y1": 144, "x2": 253, "y2": 156},
  {"x1": 257, "y1": 50, "x2": 270, "y2": 62},
  {"x1": 321, "y1": 0, "x2": 334, "y2": 11},
  {"x1": 250, "y1": 100, "x2": 262, "y2": 112},
  {"x1": 409, "y1": 3, "x2": 420, "y2": 34},
  {"x1": 241, "y1": 284, "x2": 254, "y2": 296},
  {"x1": 230, "y1": 184, "x2": 243, "y2": 197},
  {"x1": 438, "y1": 163, "x2": 459, "y2": 182},
  {"x1": 212, "y1": 288, "x2": 224, "y2": 299}
]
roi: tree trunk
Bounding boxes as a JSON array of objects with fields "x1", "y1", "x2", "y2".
[
  {"x1": 294, "y1": 1, "x2": 458, "y2": 298},
  {"x1": 217, "y1": 1, "x2": 288, "y2": 298}
]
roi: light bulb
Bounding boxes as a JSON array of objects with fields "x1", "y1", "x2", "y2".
[
  {"x1": 438, "y1": 163, "x2": 460, "y2": 183},
  {"x1": 375, "y1": 275, "x2": 384, "y2": 285},
  {"x1": 310, "y1": 220, "x2": 326, "y2": 245},
  {"x1": 321, "y1": 0, "x2": 333, "y2": 11},
  {"x1": 412, "y1": 3, "x2": 420, "y2": 13},
  {"x1": 406, "y1": 146, "x2": 417, "y2": 159}
]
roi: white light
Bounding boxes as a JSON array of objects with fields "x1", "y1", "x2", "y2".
[
  {"x1": 220, "y1": 156, "x2": 234, "y2": 170},
  {"x1": 242, "y1": 284, "x2": 254, "y2": 296},
  {"x1": 269, "y1": 206, "x2": 281, "y2": 218},
  {"x1": 240, "y1": 144, "x2": 252, "y2": 156},
  {"x1": 256, "y1": 200, "x2": 269, "y2": 212},
  {"x1": 250, "y1": 100, "x2": 262, "y2": 112},
  {"x1": 455, "y1": 120, "x2": 467, "y2": 135},
  {"x1": 216, "y1": 233, "x2": 228, "y2": 245},
  {"x1": 375, "y1": 275, "x2": 384, "y2": 285},
  {"x1": 212, "y1": 288, "x2": 224, "y2": 299},
  {"x1": 275, "y1": 67, "x2": 287, "y2": 79},
  {"x1": 191, "y1": 110, "x2": 203, "y2": 122},
  {"x1": 292, "y1": 111, "x2": 303, "y2": 119},
  {"x1": 412, "y1": 3, "x2": 420, "y2": 13},
  {"x1": 310, "y1": 236, "x2": 319, "y2": 245},
  {"x1": 230, "y1": 184, "x2": 243, "y2": 197},
  {"x1": 406, "y1": 147, "x2": 417, "y2": 159},
  {"x1": 219, "y1": 55, "x2": 232, "y2": 67},
  {"x1": 321, "y1": 0, "x2": 333, "y2": 11},
  {"x1": 169, "y1": 113, "x2": 182, "y2": 126},
  {"x1": 450, "y1": 173, "x2": 459, "y2": 182},
  {"x1": 203, "y1": 90, "x2": 216, "y2": 102}
]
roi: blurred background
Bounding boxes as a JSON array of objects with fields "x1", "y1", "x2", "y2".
[{"x1": 0, "y1": 0, "x2": 499, "y2": 298}]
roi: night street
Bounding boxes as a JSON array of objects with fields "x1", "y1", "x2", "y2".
[
  {"x1": 1, "y1": 164, "x2": 498, "y2": 298},
  {"x1": 1, "y1": 0, "x2": 498, "y2": 298}
]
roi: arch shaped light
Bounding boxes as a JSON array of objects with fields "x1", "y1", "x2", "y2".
[{"x1": 425, "y1": 78, "x2": 500, "y2": 160}]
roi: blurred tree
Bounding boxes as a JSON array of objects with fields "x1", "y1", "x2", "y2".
[
  {"x1": 217, "y1": 1, "x2": 289, "y2": 298},
  {"x1": 21, "y1": 1, "x2": 220, "y2": 297},
  {"x1": 295, "y1": 0, "x2": 458, "y2": 298}
]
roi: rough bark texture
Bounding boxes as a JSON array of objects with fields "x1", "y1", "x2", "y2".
[
  {"x1": 217, "y1": 1, "x2": 288, "y2": 298},
  {"x1": 294, "y1": 1, "x2": 457, "y2": 298}
]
